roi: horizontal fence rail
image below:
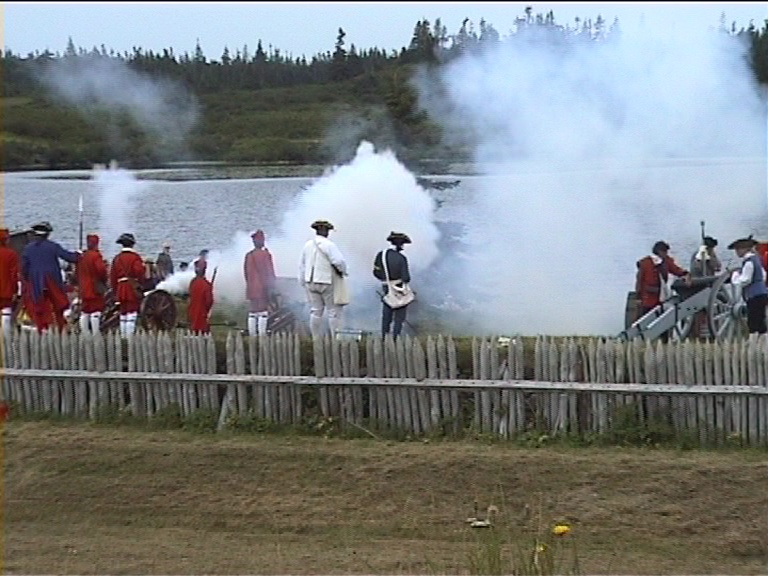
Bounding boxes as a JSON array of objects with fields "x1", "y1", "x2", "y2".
[{"x1": 1, "y1": 329, "x2": 766, "y2": 446}]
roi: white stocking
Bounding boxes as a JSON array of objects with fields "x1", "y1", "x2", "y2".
[
  {"x1": 90, "y1": 311, "x2": 101, "y2": 334},
  {"x1": 1, "y1": 307, "x2": 12, "y2": 341},
  {"x1": 126, "y1": 312, "x2": 138, "y2": 336},
  {"x1": 309, "y1": 314, "x2": 324, "y2": 339},
  {"x1": 247, "y1": 313, "x2": 258, "y2": 336},
  {"x1": 80, "y1": 313, "x2": 91, "y2": 334},
  {"x1": 257, "y1": 312, "x2": 268, "y2": 336}
]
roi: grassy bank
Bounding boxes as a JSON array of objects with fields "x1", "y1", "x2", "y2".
[{"x1": 4, "y1": 420, "x2": 768, "y2": 574}]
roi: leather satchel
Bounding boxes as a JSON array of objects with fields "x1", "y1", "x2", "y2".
[{"x1": 382, "y1": 248, "x2": 414, "y2": 309}]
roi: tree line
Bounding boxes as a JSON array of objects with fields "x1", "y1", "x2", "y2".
[{"x1": 2, "y1": 9, "x2": 767, "y2": 171}]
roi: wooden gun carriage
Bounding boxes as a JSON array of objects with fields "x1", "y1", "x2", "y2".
[{"x1": 620, "y1": 240, "x2": 768, "y2": 343}]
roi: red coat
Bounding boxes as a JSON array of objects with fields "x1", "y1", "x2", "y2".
[
  {"x1": 78, "y1": 248, "x2": 108, "y2": 312},
  {"x1": 0, "y1": 246, "x2": 20, "y2": 308},
  {"x1": 635, "y1": 255, "x2": 688, "y2": 309},
  {"x1": 243, "y1": 248, "x2": 276, "y2": 312},
  {"x1": 188, "y1": 276, "x2": 214, "y2": 333},
  {"x1": 110, "y1": 249, "x2": 145, "y2": 314}
]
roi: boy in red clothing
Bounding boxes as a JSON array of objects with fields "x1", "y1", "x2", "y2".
[{"x1": 188, "y1": 260, "x2": 214, "y2": 334}]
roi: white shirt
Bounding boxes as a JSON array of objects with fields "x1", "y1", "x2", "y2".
[
  {"x1": 731, "y1": 250, "x2": 765, "y2": 287},
  {"x1": 299, "y1": 235, "x2": 347, "y2": 285}
]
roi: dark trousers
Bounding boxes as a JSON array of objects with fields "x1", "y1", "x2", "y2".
[
  {"x1": 382, "y1": 303, "x2": 408, "y2": 338},
  {"x1": 746, "y1": 294, "x2": 768, "y2": 334}
]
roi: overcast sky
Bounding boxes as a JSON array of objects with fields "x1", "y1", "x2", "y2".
[{"x1": 4, "y1": 2, "x2": 768, "y2": 59}]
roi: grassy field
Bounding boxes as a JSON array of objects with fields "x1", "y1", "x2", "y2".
[{"x1": 3, "y1": 420, "x2": 768, "y2": 575}]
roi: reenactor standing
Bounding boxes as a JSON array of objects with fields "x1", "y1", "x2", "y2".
[
  {"x1": 21, "y1": 221, "x2": 80, "y2": 333},
  {"x1": 110, "y1": 233, "x2": 145, "y2": 337},
  {"x1": 0, "y1": 229, "x2": 20, "y2": 339},
  {"x1": 243, "y1": 229, "x2": 277, "y2": 336},
  {"x1": 77, "y1": 233, "x2": 109, "y2": 334},
  {"x1": 728, "y1": 235, "x2": 768, "y2": 335},
  {"x1": 188, "y1": 259, "x2": 214, "y2": 334}
]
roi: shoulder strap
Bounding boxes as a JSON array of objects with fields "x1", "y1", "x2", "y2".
[{"x1": 381, "y1": 248, "x2": 392, "y2": 283}]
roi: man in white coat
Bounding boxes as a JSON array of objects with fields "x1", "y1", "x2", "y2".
[{"x1": 298, "y1": 220, "x2": 348, "y2": 338}]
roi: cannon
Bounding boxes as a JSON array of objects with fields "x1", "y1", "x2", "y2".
[{"x1": 620, "y1": 263, "x2": 768, "y2": 343}]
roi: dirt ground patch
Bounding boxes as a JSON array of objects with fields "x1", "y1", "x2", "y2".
[{"x1": 3, "y1": 421, "x2": 768, "y2": 574}]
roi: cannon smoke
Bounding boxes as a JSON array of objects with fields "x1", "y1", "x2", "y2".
[
  {"x1": 411, "y1": 13, "x2": 768, "y2": 335},
  {"x1": 157, "y1": 141, "x2": 442, "y2": 329},
  {"x1": 92, "y1": 161, "x2": 149, "y2": 261},
  {"x1": 37, "y1": 55, "x2": 199, "y2": 161}
]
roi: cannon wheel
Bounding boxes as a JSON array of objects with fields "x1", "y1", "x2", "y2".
[
  {"x1": 669, "y1": 312, "x2": 696, "y2": 342},
  {"x1": 707, "y1": 271, "x2": 748, "y2": 341},
  {"x1": 140, "y1": 289, "x2": 178, "y2": 331}
]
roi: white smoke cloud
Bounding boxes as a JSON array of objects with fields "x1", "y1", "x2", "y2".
[
  {"x1": 412, "y1": 18, "x2": 768, "y2": 336},
  {"x1": 38, "y1": 55, "x2": 199, "y2": 159},
  {"x1": 92, "y1": 161, "x2": 150, "y2": 261},
  {"x1": 158, "y1": 141, "x2": 441, "y2": 328}
]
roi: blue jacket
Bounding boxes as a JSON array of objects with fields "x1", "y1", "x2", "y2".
[
  {"x1": 21, "y1": 238, "x2": 79, "y2": 302},
  {"x1": 743, "y1": 253, "x2": 768, "y2": 300}
]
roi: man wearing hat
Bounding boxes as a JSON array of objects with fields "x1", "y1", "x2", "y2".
[
  {"x1": 156, "y1": 242, "x2": 174, "y2": 281},
  {"x1": 373, "y1": 232, "x2": 413, "y2": 339},
  {"x1": 21, "y1": 221, "x2": 80, "y2": 333},
  {"x1": 188, "y1": 259, "x2": 214, "y2": 334},
  {"x1": 243, "y1": 229, "x2": 277, "y2": 336},
  {"x1": 690, "y1": 236, "x2": 722, "y2": 278},
  {"x1": 728, "y1": 235, "x2": 767, "y2": 334},
  {"x1": 77, "y1": 233, "x2": 109, "y2": 334},
  {"x1": 298, "y1": 220, "x2": 348, "y2": 338},
  {"x1": 635, "y1": 240, "x2": 691, "y2": 319},
  {"x1": 109, "y1": 233, "x2": 146, "y2": 337},
  {"x1": 0, "y1": 228, "x2": 21, "y2": 339}
]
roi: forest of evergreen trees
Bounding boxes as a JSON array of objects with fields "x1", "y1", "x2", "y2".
[{"x1": 3, "y1": 9, "x2": 767, "y2": 171}]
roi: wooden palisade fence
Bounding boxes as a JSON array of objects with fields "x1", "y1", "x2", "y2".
[{"x1": 1, "y1": 329, "x2": 767, "y2": 446}]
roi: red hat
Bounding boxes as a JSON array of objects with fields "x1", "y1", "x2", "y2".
[
  {"x1": 86, "y1": 233, "x2": 99, "y2": 248},
  {"x1": 252, "y1": 229, "x2": 265, "y2": 242},
  {"x1": 0, "y1": 228, "x2": 8, "y2": 243}
]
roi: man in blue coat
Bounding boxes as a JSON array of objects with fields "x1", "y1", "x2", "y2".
[{"x1": 21, "y1": 221, "x2": 80, "y2": 332}]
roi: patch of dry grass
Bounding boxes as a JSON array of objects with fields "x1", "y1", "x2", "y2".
[{"x1": 4, "y1": 421, "x2": 768, "y2": 574}]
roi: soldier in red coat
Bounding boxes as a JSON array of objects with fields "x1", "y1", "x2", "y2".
[
  {"x1": 109, "y1": 233, "x2": 146, "y2": 337},
  {"x1": 188, "y1": 260, "x2": 214, "y2": 334},
  {"x1": 0, "y1": 228, "x2": 21, "y2": 340},
  {"x1": 243, "y1": 229, "x2": 276, "y2": 336},
  {"x1": 77, "y1": 233, "x2": 109, "y2": 334},
  {"x1": 635, "y1": 240, "x2": 691, "y2": 317}
]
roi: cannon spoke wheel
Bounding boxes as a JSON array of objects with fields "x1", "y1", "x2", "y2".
[
  {"x1": 140, "y1": 289, "x2": 178, "y2": 331},
  {"x1": 707, "y1": 271, "x2": 748, "y2": 342},
  {"x1": 669, "y1": 313, "x2": 695, "y2": 342}
]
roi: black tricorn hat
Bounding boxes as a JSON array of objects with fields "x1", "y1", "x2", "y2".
[
  {"x1": 31, "y1": 221, "x2": 53, "y2": 235},
  {"x1": 727, "y1": 235, "x2": 757, "y2": 250},
  {"x1": 652, "y1": 240, "x2": 670, "y2": 254},
  {"x1": 311, "y1": 220, "x2": 334, "y2": 231},
  {"x1": 703, "y1": 236, "x2": 718, "y2": 248},
  {"x1": 116, "y1": 232, "x2": 136, "y2": 246},
  {"x1": 387, "y1": 231, "x2": 412, "y2": 244}
]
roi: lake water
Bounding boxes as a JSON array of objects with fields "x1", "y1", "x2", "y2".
[{"x1": 4, "y1": 159, "x2": 766, "y2": 336}]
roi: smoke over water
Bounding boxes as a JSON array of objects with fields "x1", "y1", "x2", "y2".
[
  {"x1": 37, "y1": 55, "x2": 199, "y2": 159},
  {"x1": 413, "y1": 18, "x2": 768, "y2": 335},
  {"x1": 92, "y1": 162, "x2": 149, "y2": 261},
  {"x1": 158, "y1": 142, "x2": 441, "y2": 328}
]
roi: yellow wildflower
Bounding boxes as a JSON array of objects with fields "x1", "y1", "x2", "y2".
[
  {"x1": 536, "y1": 543, "x2": 547, "y2": 553},
  {"x1": 552, "y1": 524, "x2": 571, "y2": 536}
]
